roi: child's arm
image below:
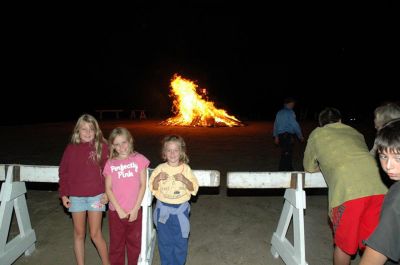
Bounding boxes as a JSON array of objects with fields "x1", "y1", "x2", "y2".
[
  {"x1": 128, "y1": 168, "x2": 147, "y2": 222},
  {"x1": 174, "y1": 173, "x2": 194, "y2": 191},
  {"x1": 105, "y1": 175, "x2": 128, "y2": 219},
  {"x1": 100, "y1": 193, "x2": 108, "y2": 205},
  {"x1": 303, "y1": 136, "x2": 321, "y2": 172},
  {"x1": 58, "y1": 145, "x2": 71, "y2": 200},
  {"x1": 152, "y1": 172, "x2": 168, "y2": 190},
  {"x1": 61, "y1": 196, "x2": 71, "y2": 208}
]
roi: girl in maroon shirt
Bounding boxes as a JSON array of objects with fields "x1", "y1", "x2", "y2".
[{"x1": 58, "y1": 114, "x2": 110, "y2": 265}]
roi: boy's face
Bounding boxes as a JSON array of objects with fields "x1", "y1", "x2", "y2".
[{"x1": 378, "y1": 150, "x2": 400, "y2": 181}]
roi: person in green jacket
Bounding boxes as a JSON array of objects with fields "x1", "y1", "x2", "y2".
[{"x1": 303, "y1": 107, "x2": 388, "y2": 265}]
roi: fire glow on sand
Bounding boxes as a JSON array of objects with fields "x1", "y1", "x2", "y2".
[{"x1": 161, "y1": 74, "x2": 243, "y2": 127}]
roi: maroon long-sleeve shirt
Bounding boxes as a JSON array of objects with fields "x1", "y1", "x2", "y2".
[{"x1": 58, "y1": 142, "x2": 108, "y2": 197}]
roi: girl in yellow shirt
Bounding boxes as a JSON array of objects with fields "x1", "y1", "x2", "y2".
[{"x1": 150, "y1": 135, "x2": 199, "y2": 265}]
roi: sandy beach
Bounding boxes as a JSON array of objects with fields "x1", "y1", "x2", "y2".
[{"x1": 1, "y1": 119, "x2": 374, "y2": 265}]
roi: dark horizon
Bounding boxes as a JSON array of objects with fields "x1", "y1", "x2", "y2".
[
  {"x1": 3, "y1": 7, "x2": 399, "y2": 125},
  {"x1": 3, "y1": 58, "x2": 398, "y2": 126}
]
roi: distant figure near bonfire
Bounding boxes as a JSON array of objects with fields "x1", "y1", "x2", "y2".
[{"x1": 273, "y1": 97, "x2": 304, "y2": 171}]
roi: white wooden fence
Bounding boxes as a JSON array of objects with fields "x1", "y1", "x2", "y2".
[
  {"x1": 227, "y1": 171, "x2": 327, "y2": 265},
  {"x1": 0, "y1": 164, "x2": 220, "y2": 265},
  {"x1": 1, "y1": 164, "x2": 328, "y2": 265}
]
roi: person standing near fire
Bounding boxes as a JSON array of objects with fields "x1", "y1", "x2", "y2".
[
  {"x1": 149, "y1": 135, "x2": 199, "y2": 265},
  {"x1": 273, "y1": 97, "x2": 304, "y2": 171}
]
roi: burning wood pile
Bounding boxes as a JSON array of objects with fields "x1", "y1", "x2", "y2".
[{"x1": 161, "y1": 74, "x2": 243, "y2": 127}]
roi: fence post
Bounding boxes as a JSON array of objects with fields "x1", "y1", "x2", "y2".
[
  {"x1": 270, "y1": 172, "x2": 308, "y2": 265},
  {"x1": 137, "y1": 168, "x2": 156, "y2": 265},
  {"x1": 0, "y1": 165, "x2": 36, "y2": 265}
]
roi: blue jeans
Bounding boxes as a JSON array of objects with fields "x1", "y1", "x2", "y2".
[{"x1": 155, "y1": 203, "x2": 189, "y2": 265}]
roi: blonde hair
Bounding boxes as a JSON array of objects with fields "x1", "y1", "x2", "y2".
[
  {"x1": 108, "y1": 127, "x2": 135, "y2": 159},
  {"x1": 71, "y1": 114, "x2": 106, "y2": 163},
  {"x1": 161, "y1": 135, "x2": 189, "y2": 164},
  {"x1": 374, "y1": 102, "x2": 400, "y2": 130}
]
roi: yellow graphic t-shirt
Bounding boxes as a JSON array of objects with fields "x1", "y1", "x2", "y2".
[{"x1": 149, "y1": 162, "x2": 199, "y2": 204}]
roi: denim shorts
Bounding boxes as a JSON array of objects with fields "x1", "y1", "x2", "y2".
[{"x1": 68, "y1": 193, "x2": 106, "y2": 213}]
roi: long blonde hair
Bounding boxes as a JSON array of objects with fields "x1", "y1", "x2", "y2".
[
  {"x1": 108, "y1": 127, "x2": 135, "y2": 159},
  {"x1": 71, "y1": 114, "x2": 106, "y2": 162}
]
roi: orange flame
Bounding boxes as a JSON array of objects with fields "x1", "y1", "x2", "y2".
[{"x1": 162, "y1": 74, "x2": 243, "y2": 127}]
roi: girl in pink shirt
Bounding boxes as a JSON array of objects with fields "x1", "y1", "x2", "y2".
[{"x1": 103, "y1": 127, "x2": 150, "y2": 265}]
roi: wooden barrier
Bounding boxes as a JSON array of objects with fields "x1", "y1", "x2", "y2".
[
  {"x1": 0, "y1": 166, "x2": 36, "y2": 265},
  {"x1": 130, "y1": 109, "x2": 147, "y2": 120},
  {"x1": 0, "y1": 164, "x2": 220, "y2": 265},
  {"x1": 227, "y1": 171, "x2": 326, "y2": 189},
  {"x1": 139, "y1": 168, "x2": 219, "y2": 265},
  {"x1": 95, "y1": 109, "x2": 124, "y2": 120},
  {"x1": 227, "y1": 171, "x2": 327, "y2": 265}
]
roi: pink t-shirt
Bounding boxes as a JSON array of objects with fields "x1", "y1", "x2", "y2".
[{"x1": 103, "y1": 152, "x2": 150, "y2": 212}]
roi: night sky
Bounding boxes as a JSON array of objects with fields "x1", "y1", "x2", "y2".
[{"x1": 3, "y1": 6, "x2": 398, "y2": 125}]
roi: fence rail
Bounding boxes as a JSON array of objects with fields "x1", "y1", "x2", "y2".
[{"x1": 0, "y1": 164, "x2": 220, "y2": 265}]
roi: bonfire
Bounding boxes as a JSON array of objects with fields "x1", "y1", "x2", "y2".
[{"x1": 161, "y1": 74, "x2": 243, "y2": 127}]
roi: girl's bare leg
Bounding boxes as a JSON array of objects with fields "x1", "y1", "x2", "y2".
[
  {"x1": 88, "y1": 211, "x2": 110, "y2": 265},
  {"x1": 72, "y1": 212, "x2": 87, "y2": 265}
]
